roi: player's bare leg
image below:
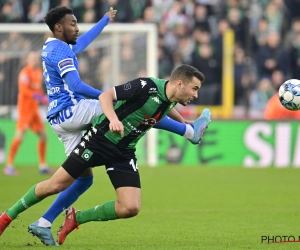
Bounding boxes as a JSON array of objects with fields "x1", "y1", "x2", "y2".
[
  {"x1": 114, "y1": 187, "x2": 141, "y2": 218},
  {"x1": 58, "y1": 186, "x2": 141, "y2": 245}
]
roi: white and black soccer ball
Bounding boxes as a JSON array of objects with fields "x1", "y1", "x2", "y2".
[{"x1": 278, "y1": 79, "x2": 300, "y2": 111}]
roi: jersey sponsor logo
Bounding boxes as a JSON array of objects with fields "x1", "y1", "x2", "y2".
[
  {"x1": 140, "y1": 79, "x2": 147, "y2": 88},
  {"x1": 152, "y1": 96, "x2": 160, "y2": 104},
  {"x1": 49, "y1": 106, "x2": 73, "y2": 125},
  {"x1": 41, "y1": 52, "x2": 48, "y2": 57},
  {"x1": 138, "y1": 112, "x2": 162, "y2": 127},
  {"x1": 47, "y1": 87, "x2": 60, "y2": 95},
  {"x1": 148, "y1": 87, "x2": 157, "y2": 94},
  {"x1": 81, "y1": 149, "x2": 93, "y2": 161},
  {"x1": 48, "y1": 100, "x2": 58, "y2": 111},
  {"x1": 124, "y1": 83, "x2": 131, "y2": 90},
  {"x1": 58, "y1": 58, "x2": 74, "y2": 70}
]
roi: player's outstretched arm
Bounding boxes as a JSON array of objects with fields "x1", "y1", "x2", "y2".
[
  {"x1": 99, "y1": 88, "x2": 124, "y2": 137},
  {"x1": 63, "y1": 70, "x2": 102, "y2": 99},
  {"x1": 72, "y1": 7, "x2": 117, "y2": 54}
]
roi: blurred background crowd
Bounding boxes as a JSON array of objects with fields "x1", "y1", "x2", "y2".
[{"x1": 1, "y1": 0, "x2": 300, "y2": 119}]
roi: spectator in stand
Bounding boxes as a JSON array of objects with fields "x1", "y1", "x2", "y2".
[
  {"x1": 191, "y1": 43, "x2": 220, "y2": 105},
  {"x1": 193, "y1": 4, "x2": 210, "y2": 32},
  {"x1": 100, "y1": 0, "x2": 133, "y2": 23},
  {"x1": 27, "y1": 0, "x2": 50, "y2": 23},
  {"x1": 212, "y1": 18, "x2": 230, "y2": 73},
  {"x1": 151, "y1": 0, "x2": 173, "y2": 23},
  {"x1": 227, "y1": 7, "x2": 246, "y2": 48},
  {"x1": 177, "y1": 35, "x2": 195, "y2": 65},
  {"x1": 249, "y1": 77, "x2": 274, "y2": 116},
  {"x1": 252, "y1": 17, "x2": 269, "y2": 52},
  {"x1": 290, "y1": 32, "x2": 300, "y2": 80},
  {"x1": 264, "y1": 1, "x2": 284, "y2": 34},
  {"x1": 163, "y1": 1, "x2": 188, "y2": 31},
  {"x1": 284, "y1": 17, "x2": 300, "y2": 49},
  {"x1": 256, "y1": 31, "x2": 290, "y2": 79},
  {"x1": 234, "y1": 46, "x2": 249, "y2": 105},
  {"x1": 129, "y1": 0, "x2": 150, "y2": 21},
  {"x1": 0, "y1": 0, "x2": 23, "y2": 22},
  {"x1": 73, "y1": 0, "x2": 100, "y2": 23},
  {"x1": 142, "y1": 5, "x2": 155, "y2": 23},
  {"x1": 158, "y1": 45, "x2": 173, "y2": 79}
]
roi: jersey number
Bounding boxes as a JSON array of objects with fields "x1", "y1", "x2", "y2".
[
  {"x1": 129, "y1": 159, "x2": 138, "y2": 171},
  {"x1": 42, "y1": 61, "x2": 50, "y2": 83}
]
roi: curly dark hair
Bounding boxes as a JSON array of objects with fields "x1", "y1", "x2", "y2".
[{"x1": 44, "y1": 6, "x2": 73, "y2": 32}]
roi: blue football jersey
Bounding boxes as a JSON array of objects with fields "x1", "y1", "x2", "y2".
[{"x1": 41, "y1": 38, "x2": 84, "y2": 119}]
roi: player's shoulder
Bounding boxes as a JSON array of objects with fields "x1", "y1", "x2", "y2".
[
  {"x1": 129, "y1": 77, "x2": 157, "y2": 91},
  {"x1": 44, "y1": 38, "x2": 72, "y2": 53},
  {"x1": 148, "y1": 77, "x2": 166, "y2": 86}
]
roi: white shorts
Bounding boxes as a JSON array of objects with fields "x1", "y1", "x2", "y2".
[{"x1": 49, "y1": 99, "x2": 103, "y2": 156}]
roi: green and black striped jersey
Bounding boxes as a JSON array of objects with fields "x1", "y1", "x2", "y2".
[{"x1": 92, "y1": 77, "x2": 176, "y2": 150}]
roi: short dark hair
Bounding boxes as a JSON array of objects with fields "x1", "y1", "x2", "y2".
[
  {"x1": 44, "y1": 6, "x2": 73, "y2": 32},
  {"x1": 170, "y1": 64, "x2": 205, "y2": 84}
]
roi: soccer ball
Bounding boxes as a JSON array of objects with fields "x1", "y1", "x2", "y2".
[{"x1": 278, "y1": 79, "x2": 300, "y2": 111}]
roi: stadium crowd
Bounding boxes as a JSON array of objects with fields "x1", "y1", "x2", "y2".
[{"x1": 0, "y1": 0, "x2": 300, "y2": 118}]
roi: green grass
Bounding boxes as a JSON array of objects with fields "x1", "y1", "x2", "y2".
[{"x1": 1, "y1": 166, "x2": 300, "y2": 249}]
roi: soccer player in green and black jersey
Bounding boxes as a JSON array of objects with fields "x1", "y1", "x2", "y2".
[
  {"x1": 0, "y1": 65, "x2": 211, "y2": 245},
  {"x1": 94, "y1": 77, "x2": 177, "y2": 149}
]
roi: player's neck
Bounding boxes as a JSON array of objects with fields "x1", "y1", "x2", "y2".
[
  {"x1": 54, "y1": 34, "x2": 68, "y2": 44},
  {"x1": 165, "y1": 83, "x2": 176, "y2": 103}
]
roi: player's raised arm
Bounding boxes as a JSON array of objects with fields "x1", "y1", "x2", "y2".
[
  {"x1": 99, "y1": 88, "x2": 124, "y2": 137},
  {"x1": 63, "y1": 70, "x2": 102, "y2": 99},
  {"x1": 71, "y1": 7, "x2": 117, "y2": 54}
]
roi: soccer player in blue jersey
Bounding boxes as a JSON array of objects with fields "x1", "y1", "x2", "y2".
[{"x1": 0, "y1": 6, "x2": 210, "y2": 245}]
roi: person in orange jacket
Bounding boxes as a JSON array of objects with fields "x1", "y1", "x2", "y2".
[
  {"x1": 264, "y1": 93, "x2": 300, "y2": 119},
  {"x1": 4, "y1": 51, "x2": 55, "y2": 176}
]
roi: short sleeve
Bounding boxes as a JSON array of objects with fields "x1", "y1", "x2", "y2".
[{"x1": 114, "y1": 78, "x2": 156, "y2": 100}]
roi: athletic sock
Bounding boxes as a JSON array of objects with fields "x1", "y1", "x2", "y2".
[
  {"x1": 38, "y1": 140, "x2": 46, "y2": 165},
  {"x1": 184, "y1": 124, "x2": 194, "y2": 139},
  {"x1": 76, "y1": 200, "x2": 117, "y2": 225},
  {"x1": 41, "y1": 176, "x2": 93, "y2": 226},
  {"x1": 154, "y1": 116, "x2": 186, "y2": 136},
  {"x1": 37, "y1": 217, "x2": 51, "y2": 228},
  {"x1": 6, "y1": 184, "x2": 41, "y2": 219},
  {"x1": 7, "y1": 139, "x2": 21, "y2": 165}
]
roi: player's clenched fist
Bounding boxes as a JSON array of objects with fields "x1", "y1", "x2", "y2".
[
  {"x1": 106, "y1": 7, "x2": 117, "y2": 21},
  {"x1": 109, "y1": 119, "x2": 124, "y2": 137}
]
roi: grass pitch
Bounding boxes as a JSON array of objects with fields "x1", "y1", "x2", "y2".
[{"x1": 0, "y1": 166, "x2": 300, "y2": 250}]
